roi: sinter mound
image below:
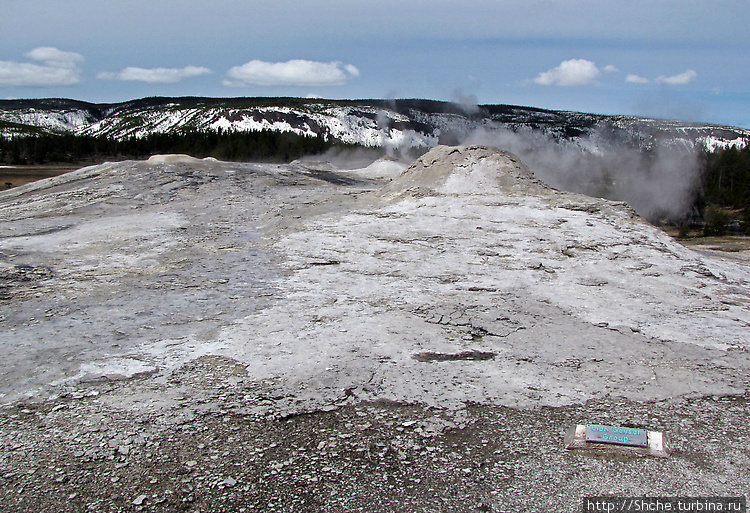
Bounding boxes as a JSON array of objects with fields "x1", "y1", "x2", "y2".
[
  {"x1": 1, "y1": 147, "x2": 750, "y2": 511},
  {"x1": 378, "y1": 145, "x2": 550, "y2": 199}
]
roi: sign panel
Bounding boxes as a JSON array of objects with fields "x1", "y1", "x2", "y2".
[{"x1": 585, "y1": 424, "x2": 648, "y2": 448}]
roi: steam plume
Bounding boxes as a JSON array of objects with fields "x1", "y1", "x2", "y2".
[{"x1": 463, "y1": 124, "x2": 702, "y2": 222}]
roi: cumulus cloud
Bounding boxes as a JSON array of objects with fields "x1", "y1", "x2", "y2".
[
  {"x1": 97, "y1": 66, "x2": 211, "y2": 83},
  {"x1": 25, "y1": 47, "x2": 83, "y2": 67},
  {"x1": 0, "y1": 47, "x2": 83, "y2": 87},
  {"x1": 223, "y1": 59, "x2": 360, "y2": 87},
  {"x1": 533, "y1": 59, "x2": 601, "y2": 86},
  {"x1": 656, "y1": 69, "x2": 697, "y2": 85},
  {"x1": 603, "y1": 64, "x2": 619, "y2": 73},
  {"x1": 626, "y1": 74, "x2": 650, "y2": 84}
]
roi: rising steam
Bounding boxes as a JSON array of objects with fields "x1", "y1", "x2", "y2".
[{"x1": 462, "y1": 124, "x2": 703, "y2": 222}]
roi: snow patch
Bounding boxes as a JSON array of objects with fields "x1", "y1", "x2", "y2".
[{"x1": 699, "y1": 135, "x2": 748, "y2": 151}]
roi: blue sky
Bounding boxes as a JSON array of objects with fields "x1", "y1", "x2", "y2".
[{"x1": 2, "y1": 0, "x2": 749, "y2": 128}]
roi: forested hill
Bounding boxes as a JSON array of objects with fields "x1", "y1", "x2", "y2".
[{"x1": 1, "y1": 96, "x2": 748, "y2": 153}]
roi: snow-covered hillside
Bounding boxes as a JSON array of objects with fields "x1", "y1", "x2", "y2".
[{"x1": 1, "y1": 97, "x2": 748, "y2": 154}]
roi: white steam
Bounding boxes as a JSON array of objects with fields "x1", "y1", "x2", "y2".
[{"x1": 463, "y1": 125, "x2": 702, "y2": 221}]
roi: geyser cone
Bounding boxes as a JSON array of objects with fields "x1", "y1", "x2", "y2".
[{"x1": 377, "y1": 145, "x2": 551, "y2": 200}]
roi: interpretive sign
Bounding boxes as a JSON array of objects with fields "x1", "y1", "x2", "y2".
[
  {"x1": 564, "y1": 424, "x2": 670, "y2": 457},
  {"x1": 585, "y1": 424, "x2": 648, "y2": 448}
]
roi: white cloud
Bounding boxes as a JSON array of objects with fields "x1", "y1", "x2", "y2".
[
  {"x1": 224, "y1": 59, "x2": 360, "y2": 87},
  {"x1": 97, "y1": 66, "x2": 211, "y2": 83},
  {"x1": 343, "y1": 64, "x2": 360, "y2": 78},
  {"x1": 0, "y1": 47, "x2": 83, "y2": 87},
  {"x1": 626, "y1": 74, "x2": 650, "y2": 84},
  {"x1": 533, "y1": 59, "x2": 600, "y2": 86},
  {"x1": 25, "y1": 47, "x2": 83, "y2": 67},
  {"x1": 603, "y1": 64, "x2": 619, "y2": 73},
  {"x1": 655, "y1": 69, "x2": 697, "y2": 85}
]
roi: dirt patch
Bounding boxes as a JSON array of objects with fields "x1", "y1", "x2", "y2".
[
  {"x1": 678, "y1": 235, "x2": 750, "y2": 266},
  {"x1": 0, "y1": 165, "x2": 83, "y2": 188},
  {"x1": 412, "y1": 351, "x2": 497, "y2": 362}
]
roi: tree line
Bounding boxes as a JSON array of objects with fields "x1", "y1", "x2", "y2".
[
  {"x1": 0, "y1": 128, "x2": 335, "y2": 165},
  {"x1": 2, "y1": 128, "x2": 749, "y2": 235},
  {"x1": 700, "y1": 144, "x2": 750, "y2": 235}
]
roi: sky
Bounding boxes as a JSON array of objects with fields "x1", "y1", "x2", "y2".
[{"x1": 1, "y1": 0, "x2": 749, "y2": 128}]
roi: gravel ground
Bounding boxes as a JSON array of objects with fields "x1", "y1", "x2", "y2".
[{"x1": 1, "y1": 364, "x2": 748, "y2": 513}]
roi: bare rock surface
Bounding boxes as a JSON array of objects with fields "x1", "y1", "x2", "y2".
[{"x1": 0, "y1": 146, "x2": 748, "y2": 511}]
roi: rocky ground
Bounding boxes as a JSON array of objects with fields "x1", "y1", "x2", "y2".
[
  {"x1": 2, "y1": 363, "x2": 749, "y2": 513},
  {"x1": 1, "y1": 148, "x2": 749, "y2": 511},
  {"x1": 2, "y1": 377, "x2": 748, "y2": 512}
]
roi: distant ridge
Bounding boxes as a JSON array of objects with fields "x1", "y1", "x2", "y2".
[{"x1": 1, "y1": 96, "x2": 747, "y2": 153}]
